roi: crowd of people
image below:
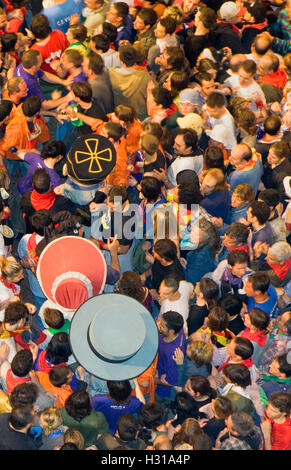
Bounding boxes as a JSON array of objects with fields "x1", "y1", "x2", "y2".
[{"x1": 0, "y1": 0, "x2": 289, "y2": 452}]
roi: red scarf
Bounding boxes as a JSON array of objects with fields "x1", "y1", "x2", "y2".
[
  {"x1": 30, "y1": 190, "x2": 56, "y2": 211},
  {"x1": 218, "y1": 356, "x2": 254, "y2": 372},
  {"x1": 0, "y1": 276, "x2": 19, "y2": 295},
  {"x1": 240, "y1": 328, "x2": 267, "y2": 348},
  {"x1": 27, "y1": 232, "x2": 39, "y2": 267},
  {"x1": 269, "y1": 258, "x2": 291, "y2": 281},
  {"x1": 37, "y1": 351, "x2": 66, "y2": 373},
  {"x1": 229, "y1": 244, "x2": 249, "y2": 255}
]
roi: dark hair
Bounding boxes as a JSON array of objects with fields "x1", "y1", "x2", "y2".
[
  {"x1": 22, "y1": 50, "x2": 40, "y2": 69},
  {"x1": 159, "y1": 16, "x2": 177, "y2": 34},
  {"x1": 264, "y1": 115, "x2": 281, "y2": 135},
  {"x1": 119, "y1": 45, "x2": 137, "y2": 67},
  {"x1": 154, "y1": 238, "x2": 177, "y2": 262},
  {"x1": 208, "y1": 306, "x2": 233, "y2": 345},
  {"x1": 170, "y1": 71, "x2": 189, "y2": 93},
  {"x1": 92, "y1": 33, "x2": 110, "y2": 52},
  {"x1": 49, "y1": 365, "x2": 71, "y2": 387},
  {"x1": 68, "y1": 24, "x2": 87, "y2": 42},
  {"x1": 223, "y1": 364, "x2": 251, "y2": 388},
  {"x1": 32, "y1": 169, "x2": 51, "y2": 194},
  {"x1": 1, "y1": 33, "x2": 17, "y2": 52},
  {"x1": 220, "y1": 294, "x2": 243, "y2": 317},
  {"x1": 176, "y1": 128, "x2": 198, "y2": 152},
  {"x1": 228, "y1": 250, "x2": 249, "y2": 266},
  {"x1": 176, "y1": 170, "x2": 199, "y2": 187},
  {"x1": 108, "y1": 185, "x2": 128, "y2": 204},
  {"x1": 4, "y1": 301, "x2": 28, "y2": 325},
  {"x1": 46, "y1": 332, "x2": 72, "y2": 365},
  {"x1": 246, "y1": 2, "x2": 267, "y2": 23},
  {"x1": 259, "y1": 188, "x2": 280, "y2": 209},
  {"x1": 162, "y1": 311, "x2": 184, "y2": 334},
  {"x1": 118, "y1": 271, "x2": 145, "y2": 304},
  {"x1": 205, "y1": 146, "x2": 224, "y2": 170},
  {"x1": 199, "y1": 278, "x2": 219, "y2": 310},
  {"x1": 30, "y1": 14, "x2": 50, "y2": 39},
  {"x1": 247, "y1": 308, "x2": 269, "y2": 332},
  {"x1": 172, "y1": 392, "x2": 201, "y2": 425},
  {"x1": 206, "y1": 92, "x2": 225, "y2": 109},
  {"x1": 247, "y1": 271, "x2": 270, "y2": 294},
  {"x1": 140, "y1": 176, "x2": 161, "y2": 202},
  {"x1": 276, "y1": 354, "x2": 291, "y2": 378},
  {"x1": 113, "y1": 1, "x2": 129, "y2": 21},
  {"x1": 269, "y1": 392, "x2": 291, "y2": 416},
  {"x1": 11, "y1": 350, "x2": 33, "y2": 377},
  {"x1": 240, "y1": 59, "x2": 257, "y2": 76},
  {"x1": 60, "y1": 442, "x2": 79, "y2": 450},
  {"x1": 137, "y1": 7, "x2": 157, "y2": 27},
  {"x1": 102, "y1": 21, "x2": 118, "y2": 42},
  {"x1": 197, "y1": 71, "x2": 214, "y2": 85},
  {"x1": 152, "y1": 85, "x2": 173, "y2": 109},
  {"x1": 225, "y1": 222, "x2": 249, "y2": 246},
  {"x1": 107, "y1": 380, "x2": 132, "y2": 405},
  {"x1": 63, "y1": 49, "x2": 83, "y2": 68},
  {"x1": 233, "y1": 337, "x2": 254, "y2": 360},
  {"x1": 104, "y1": 122, "x2": 124, "y2": 142},
  {"x1": 9, "y1": 406, "x2": 34, "y2": 430},
  {"x1": 270, "y1": 141, "x2": 290, "y2": 161},
  {"x1": 165, "y1": 46, "x2": 185, "y2": 69},
  {"x1": 117, "y1": 414, "x2": 139, "y2": 441},
  {"x1": 44, "y1": 307, "x2": 65, "y2": 330},
  {"x1": 177, "y1": 182, "x2": 202, "y2": 205},
  {"x1": 138, "y1": 403, "x2": 163, "y2": 429},
  {"x1": 142, "y1": 121, "x2": 163, "y2": 139},
  {"x1": 0, "y1": 100, "x2": 13, "y2": 122},
  {"x1": 199, "y1": 6, "x2": 217, "y2": 29},
  {"x1": 114, "y1": 104, "x2": 136, "y2": 124},
  {"x1": 9, "y1": 383, "x2": 38, "y2": 408},
  {"x1": 187, "y1": 375, "x2": 217, "y2": 399},
  {"x1": 71, "y1": 81, "x2": 93, "y2": 103},
  {"x1": 65, "y1": 390, "x2": 92, "y2": 421},
  {"x1": 254, "y1": 35, "x2": 271, "y2": 55},
  {"x1": 162, "y1": 273, "x2": 180, "y2": 293},
  {"x1": 22, "y1": 96, "x2": 42, "y2": 117},
  {"x1": 193, "y1": 433, "x2": 212, "y2": 450},
  {"x1": 41, "y1": 140, "x2": 66, "y2": 160},
  {"x1": 213, "y1": 396, "x2": 233, "y2": 419},
  {"x1": 87, "y1": 51, "x2": 104, "y2": 75}
]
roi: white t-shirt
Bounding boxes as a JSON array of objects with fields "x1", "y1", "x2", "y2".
[
  {"x1": 204, "y1": 107, "x2": 237, "y2": 149},
  {"x1": 224, "y1": 75, "x2": 266, "y2": 112},
  {"x1": 0, "y1": 281, "x2": 20, "y2": 322},
  {"x1": 167, "y1": 154, "x2": 204, "y2": 186},
  {"x1": 159, "y1": 280, "x2": 194, "y2": 323}
]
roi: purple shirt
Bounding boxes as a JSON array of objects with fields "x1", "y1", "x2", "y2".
[
  {"x1": 91, "y1": 395, "x2": 143, "y2": 433},
  {"x1": 156, "y1": 329, "x2": 187, "y2": 398},
  {"x1": 14, "y1": 64, "x2": 45, "y2": 102},
  {"x1": 17, "y1": 152, "x2": 62, "y2": 194},
  {"x1": 72, "y1": 71, "x2": 88, "y2": 83}
]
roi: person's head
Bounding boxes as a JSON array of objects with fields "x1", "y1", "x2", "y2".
[
  {"x1": 200, "y1": 168, "x2": 227, "y2": 195},
  {"x1": 30, "y1": 210, "x2": 52, "y2": 236},
  {"x1": 102, "y1": 122, "x2": 124, "y2": 143},
  {"x1": 257, "y1": 53, "x2": 280, "y2": 77},
  {"x1": 43, "y1": 307, "x2": 65, "y2": 330},
  {"x1": 134, "y1": 7, "x2": 157, "y2": 32},
  {"x1": 186, "y1": 341, "x2": 213, "y2": 367},
  {"x1": 194, "y1": 6, "x2": 216, "y2": 30},
  {"x1": 197, "y1": 71, "x2": 215, "y2": 98},
  {"x1": 244, "y1": 271, "x2": 270, "y2": 298},
  {"x1": 30, "y1": 14, "x2": 51, "y2": 39},
  {"x1": 63, "y1": 428, "x2": 84, "y2": 450},
  {"x1": 258, "y1": 188, "x2": 280, "y2": 213},
  {"x1": 153, "y1": 435, "x2": 173, "y2": 450},
  {"x1": 1, "y1": 33, "x2": 17, "y2": 54},
  {"x1": 155, "y1": 16, "x2": 176, "y2": 39},
  {"x1": 164, "y1": 71, "x2": 189, "y2": 96},
  {"x1": 22, "y1": 49, "x2": 42, "y2": 72},
  {"x1": 235, "y1": 108, "x2": 257, "y2": 136},
  {"x1": 151, "y1": 85, "x2": 173, "y2": 109},
  {"x1": 266, "y1": 241, "x2": 291, "y2": 267},
  {"x1": 11, "y1": 349, "x2": 33, "y2": 377},
  {"x1": 276, "y1": 311, "x2": 291, "y2": 336},
  {"x1": 263, "y1": 114, "x2": 281, "y2": 136},
  {"x1": 160, "y1": 46, "x2": 185, "y2": 70},
  {"x1": 118, "y1": 271, "x2": 145, "y2": 304},
  {"x1": 40, "y1": 407, "x2": 62, "y2": 436},
  {"x1": 177, "y1": 88, "x2": 199, "y2": 116},
  {"x1": 269, "y1": 354, "x2": 291, "y2": 379},
  {"x1": 205, "y1": 92, "x2": 225, "y2": 119},
  {"x1": 231, "y1": 183, "x2": 254, "y2": 208},
  {"x1": 96, "y1": 21, "x2": 117, "y2": 43},
  {"x1": 174, "y1": 129, "x2": 198, "y2": 155},
  {"x1": 59, "y1": 442, "x2": 79, "y2": 450},
  {"x1": 207, "y1": 306, "x2": 230, "y2": 336},
  {"x1": 224, "y1": 222, "x2": 249, "y2": 249},
  {"x1": 247, "y1": 200, "x2": 270, "y2": 226},
  {"x1": 46, "y1": 332, "x2": 72, "y2": 365},
  {"x1": 190, "y1": 218, "x2": 222, "y2": 257},
  {"x1": 268, "y1": 141, "x2": 290, "y2": 167},
  {"x1": 204, "y1": 146, "x2": 224, "y2": 170},
  {"x1": 4, "y1": 301, "x2": 28, "y2": 331},
  {"x1": 229, "y1": 143, "x2": 252, "y2": 168},
  {"x1": 117, "y1": 414, "x2": 139, "y2": 441},
  {"x1": 238, "y1": 60, "x2": 256, "y2": 86},
  {"x1": 228, "y1": 97, "x2": 250, "y2": 118},
  {"x1": 107, "y1": 1, "x2": 129, "y2": 27},
  {"x1": 9, "y1": 406, "x2": 34, "y2": 431},
  {"x1": 32, "y1": 169, "x2": 51, "y2": 194},
  {"x1": 159, "y1": 274, "x2": 180, "y2": 301},
  {"x1": 61, "y1": 49, "x2": 83, "y2": 70},
  {"x1": 159, "y1": 311, "x2": 184, "y2": 337},
  {"x1": 153, "y1": 238, "x2": 177, "y2": 265},
  {"x1": 227, "y1": 250, "x2": 249, "y2": 278},
  {"x1": 172, "y1": 418, "x2": 202, "y2": 449},
  {"x1": 85, "y1": 0, "x2": 104, "y2": 10},
  {"x1": 185, "y1": 375, "x2": 216, "y2": 399},
  {"x1": 65, "y1": 390, "x2": 92, "y2": 421},
  {"x1": 197, "y1": 58, "x2": 218, "y2": 80},
  {"x1": 212, "y1": 396, "x2": 233, "y2": 419},
  {"x1": 229, "y1": 54, "x2": 247, "y2": 74},
  {"x1": 9, "y1": 382, "x2": 38, "y2": 408},
  {"x1": 139, "y1": 176, "x2": 161, "y2": 204},
  {"x1": 107, "y1": 185, "x2": 128, "y2": 212},
  {"x1": 83, "y1": 51, "x2": 104, "y2": 78},
  {"x1": 22, "y1": 96, "x2": 42, "y2": 118},
  {"x1": 197, "y1": 277, "x2": 219, "y2": 309},
  {"x1": 1, "y1": 258, "x2": 23, "y2": 284},
  {"x1": 41, "y1": 140, "x2": 66, "y2": 164},
  {"x1": 226, "y1": 412, "x2": 255, "y2": 437},
  {"x1": 6, "y1": 78, "x2": 27, "y2": 105},
  {"x1": 253, "y1": 34, "x2": 272, "y2": 56},
  {"x1": 49, "y1": 365, "x2": 73, "y2": 388},
  {"x1": 220, "y1": 294, "x2": 243, "y2": 318},
  {"x1": 71, "y1": 81, "x2": 93, "y2": 104},
  {"x1": 90, "y1": 33, "x2": 110, "y2": 54},
  {"x1": 266, "y1": 392, "x2": 291, "y2": 420},
  {"x1": 226, "y1": 337, "x2": 254, "y2": 361},
  {"x1": 223, "y1": 363, "x2": 251, "y2": 388},
  {"x1": 175, "y1": 180, "x2": 202, "y2": 206},
  {"x1": 118, "y1": 43, "x2": 138, "y2": 67},
  {"x1": 138, "y1": 402, "x2": 164, "y2": 431},
  {"x1": 107, "y1": 380, "x2": 132, "y2": 404},
  {"x1": 113, "y1": 104, "x2": 136, "y2": 128},
  {"x1": 66, "y1": 24, "x2": 87, "y2": 44}
]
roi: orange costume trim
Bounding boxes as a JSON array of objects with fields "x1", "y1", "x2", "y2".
[
  {"x1": 133, "y1": 354, "x2": 158, "y2": 403},
  {"x1": 35, "y1": 371, "x2": 72, "y2": 408}
]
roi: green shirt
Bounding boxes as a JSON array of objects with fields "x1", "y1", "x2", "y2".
[{"x1": 60, "y1": 408, "x2": 109, "y2": 447}]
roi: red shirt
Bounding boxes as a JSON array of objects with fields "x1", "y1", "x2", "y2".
[
  {"x1": 31, "y1": 30, "x2": 69, "y2": 75},
  {"x1": 271, "y1": 417, "x2": 291, "y2": 450}
]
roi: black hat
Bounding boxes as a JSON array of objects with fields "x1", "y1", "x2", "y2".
[{"x1": 67, "y1": 133, "x2": 116, "y2": 185}]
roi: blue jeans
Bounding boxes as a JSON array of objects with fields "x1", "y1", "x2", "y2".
[
  {"x1": 4, "y1": 159, "x2": 28, "y2": 178},
  {"x1": 64, "y1": 178, "x2": 100, "y2": 205}
]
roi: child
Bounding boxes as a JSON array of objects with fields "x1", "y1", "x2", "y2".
[
  {"x1": 41, "y1": 307, "x2": 70, "y2": 349},
  {"x1": 36, "y1": 365, "x2": 74, "y2": 408},
  {"x1": 66, "y1": 24, "x2": 89, "y2": 57},
  {"x1": 262, "y1": 392, "x2": 291, "y2": 450},
  {"x1": 0, "y1": 348, "x2": 34, "y2": 393},
  {"x1": 261, "y1": 354, "x2": 291, "y2": 399}
]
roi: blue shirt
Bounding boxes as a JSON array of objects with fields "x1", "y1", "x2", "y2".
[
  {"x1": 227, "y1": 160, "x2": 263, "y2": 196},
  {"x1": 247, "y1": 284, "x2": 278, "y2": 318},
  {"x1": 41, "y1": 0, "x2": 85, "y2": 34},
  {"x1": 91, "y1": 395, "x2": 143, "y2": 433}
]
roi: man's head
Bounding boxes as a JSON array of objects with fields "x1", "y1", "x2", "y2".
[
  {"x1": 49, "y1": 365, "x2": 73, "y2": 388},
  {"x1": 244, "y1": 271, "x2": 270, "y2": 298},
  {"x1": 225, "y1": 412, "x2": 255, "y2": 438},
  {"x1": 159, "y1": 310, "x2": 184, "y2": 337},
  {"x1": 206, "y1": 92, "x2": 225, "y2": 119},
  {"x1": 141, "y1": 133, "x2": 159, "y2": 157},
  {"x1": 200, "y1": 168, "x2": 226, "y2": 195},
  {"x1": 238, "y1": 60, "x2": 256, "y2": 87},
  {"x1": 159, "y1": 274, "x2": 180, "y2": 301},
  {"x1": 71, "y1": 81, "x2": 93, "y2": 104},
  {"x1": 229, "y1": 54, "x2": 248, "y2": 73},
  {"x1": 6, "y1": 77, "x2": 28, "y2": 103},
  {"x1": 0, "y1": 99, "x2": 13, "y2": 126},
  {"x1": 231, "y1": 183, "x2": 254, "y2": 208},
  {"x1": 117, "y1": 414, "x2": 139, "y2": 441},
  {"x1": 197, "y1": 71, "x2": 215, "y2": 97},
  {"x1": 67, "y1": 24, "x2": 87, "y2": 44},
  {"x1": 266, "y1": 392, "x2": 291, "y2": 421},
  {"x1": 265, "y1": 241, "x2": 291, "y2": 267},
  {"x1": 247, "y1": 200, "x2": 270, "y2": 226},
  {"x1": 32, "y1": 169, "x2": 51, "y2": 194},
  {"x1": 106, "y1": 2, "x2": 129, "y2": 27},
  {"x1": 30, "y1": 13, "x2": 51, "y2": 39},
  {"x1": 253, "y1": 34, "x2": 272, "y2": 56},
  {"x1": 101, "y1": 121, "x2": 124, "y2": 143},
  {"x1": 226, "y1": 337, "x2": 254, "y2": 362},
  {"x1": 22, "y1": 96, "x2": 42, "y2": 118},
  {"x1": 257, "y1": 53, "x2": 280, "y2": 77},
  {"x1": 263, "y1": 115, "x2": 281, "y2": 136},
  {"x1": 229, "y1": 143, "x2": 252, "y2": 168},
  {"x1": 159, "y1": 46, "x2": 185, "y2": 70},
  {"x1": 218, "y1": 1, "x2": 240, "y2": 24},
  {"x1": 61, "y1": 49, "x2": 83, "y2": 71},
  {"x1": 139, "y1": 176, "x2": 161, "y2": 203},
  {"x1": 195, "y1": 6, "x2": 217, "y2": 30},
  {"x1": 276, "y1": 311, "x2": 291, "y2": 336},
  {"x1": 224, "y1": 222, "x2": 249, "y2": 249},
  {"x1": 43, "y1": 307, "x2": 65, "y2": 330},
  {"x1": 227, "y1": 250, "x2": 249, "y2": 278},
  {"x1": 107, "y1": 185, "x2": 128, "y2": 212},
  {"x1": 174, "y1": 129, "x2": 198, "y2": 155},
  {"x1": 4, "y1": 301, "x2": 28, "y2": 331},
  {"x1": 134, "y1": 8, "x2": 157, "y2": 33},
  {"x1": 85, "y1": 0, "x2": 104, "y2": 11},
  {"x1": 22, "y1": 50, "x2": 42, "y2": 72},
  {"x1": 9, "y1": 406, "x2": 35, "y2": 432},
  {"x1": 11, "y1": 350, "x2": 33, "y2": 377},
  {"x1": 269, "y1": 354, "x2": 291, "y2": 379},
  {"x1": 83, "y1": 52, "x2": 104, "y2": 78},
  {"x1": 119, "y1": 45, "x2": 137, "y2": 68},
  {"x1": 155, "y1": 16, "x2": 176, "y2": 39},
  {"x1": 223, "y1": 363, "x2": 251, "y2": 388},
  {"x1": 178, "y1": 88, "x2": 200, "y2": 115}
]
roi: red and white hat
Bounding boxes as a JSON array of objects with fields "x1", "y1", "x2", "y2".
[{"x1": 36, "y1": 236, "x2": 107, "y2": 313}]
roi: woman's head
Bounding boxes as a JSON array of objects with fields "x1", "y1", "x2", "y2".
[
  {"x1": 118, "y1": 271, "x2": 145, "y2": 304},
  {"x1": 198, "y1": 278, "x2": 219, "y2": 309},
  {"x1": 172, "y1": 418, "x2": 202, "y2": 449},
  {"x1": 185, "y1": 375, "x2": 216, "y2": 399},
  {"x1": 231, "y1": 183, "x2": 254, "y2": 208},
  {"x1": 207, "y1": 306, "x2": 229, "y2": 332},
  {"x1": 190, "y1": 218, "x2": 222, "y2": 257},
  {"x1": 1, "y1": 258, "x2": 23, "y2": 284},
  {"x1": 244, "y1": 308, "x2": 269, "y2": 333},
  {"x1": 40, "y1": 407, "x2": 62, "y2": 436}
]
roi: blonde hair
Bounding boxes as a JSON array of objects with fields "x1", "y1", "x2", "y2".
[
  {"x1": 1, "y1": 258, "x2": 23, "y2": 280},
  {"x1": 64, "y1": 428, "x2": 85, "y2": 450},
  {"x1": 163, "y1": 5, "x2": 184, "y2": 25},
  {"x1": 203, "y1": 168, "x2": 227, "y2": 192},
  {"x1": 233, "y1": 183, "x2": 255, "y2": 203},
  {"x1": 187, "y1": 341, "x2": 213, "y2": 367},
  {"x1": 40, "y1": 407, "x2": 62, "y2": 437}
]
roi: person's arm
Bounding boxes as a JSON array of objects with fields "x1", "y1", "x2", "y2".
[
  {"x1": 133, "y1": 378, "x2": 146, "y2": 405},
  {"x1": 107, "y1": 235, "x2": 120, "y2": 273},
  {"x1": 65, "y1": 106, "x2": 104, "y2": 129},
  {"x1": 42, "y1": 70, "x2": 72, "y2": 87},
  {"x1": 261, "y1": 419, "x2": 272, "y2": 450}
]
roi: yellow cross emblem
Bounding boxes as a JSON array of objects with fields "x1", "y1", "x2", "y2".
[{"x1": 75, "y1": 138, "x2": 113, "y2": 174}]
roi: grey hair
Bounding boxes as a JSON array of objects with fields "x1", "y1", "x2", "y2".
[{"x1": 268, "y1": 241, "x2": 291, "y2": 263}]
